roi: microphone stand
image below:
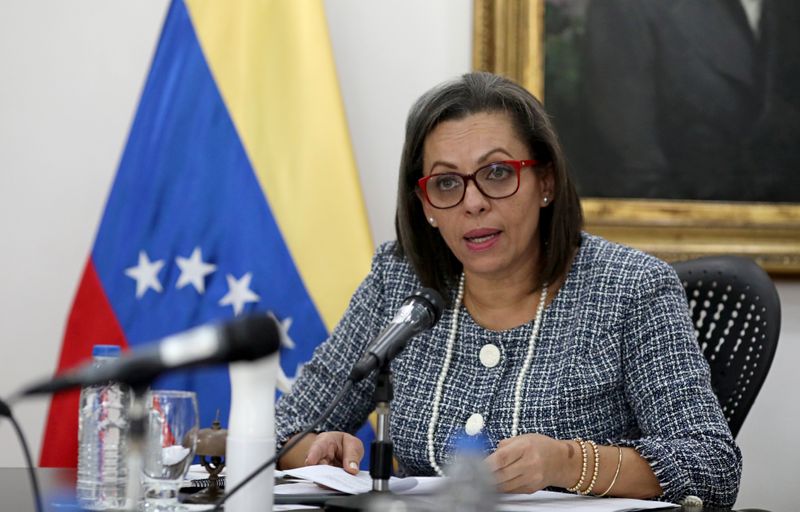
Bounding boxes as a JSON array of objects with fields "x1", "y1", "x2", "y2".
[
  {"x1": 370, "y1": 363, "x2": 393, "y2": 492},
  {"x1": 325, "y1": 363, "x2": 395, "y2": 511}
]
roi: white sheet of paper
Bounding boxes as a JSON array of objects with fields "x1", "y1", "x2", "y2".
[
  {"x1": 281, "y1": 465, "x2": 445, "y2": 495},
  {"x1": 280, "y1": 466, "x2": 675, "y2": 511},
  {"x1": 281, "y1": 466, "x2": 398, "y2": 493},
  {"x1": 273, "y1": 482, "x2": 341, "y2": 495},
  {"x1": 179, "y1": 503, "x2": 318, "y2": 512}
]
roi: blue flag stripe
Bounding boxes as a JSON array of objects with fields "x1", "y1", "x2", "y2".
[{"x1": 91, "y1": 0, "x2": 328, "y2": 429}]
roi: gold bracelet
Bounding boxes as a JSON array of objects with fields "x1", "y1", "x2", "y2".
[
  {"x1": 566, "y1": 439, "x2": 588, "y2": 493},
  {"x1": 580, "y1": 440, "x2": 600, "y2": 495},
  {"x1": 598, "y1": 446, "x2": 623, "y2": 497}
]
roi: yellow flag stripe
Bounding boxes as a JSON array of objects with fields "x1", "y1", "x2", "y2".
[{"x1": 185, "y1": 0, "x2": 373, "y2": 330}]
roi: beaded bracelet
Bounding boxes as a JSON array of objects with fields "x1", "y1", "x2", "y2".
[
  {"x1": 598, "y1": 446, "x2": 623, "y2": 497},
  {"x1": 566, "y1": 439, "x2": 588, "y2": 493},
  {"x1": 580, "y1": 440, "x2": 600, "y2": 495}
]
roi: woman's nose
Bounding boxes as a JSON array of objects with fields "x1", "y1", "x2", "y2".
[{"x1": 462, "y1": 179, "x2": 490, "y2": 213}]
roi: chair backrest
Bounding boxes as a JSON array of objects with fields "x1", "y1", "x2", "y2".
[{"x1": 672, "y1": 256, "x2": 781, "y2": 438}]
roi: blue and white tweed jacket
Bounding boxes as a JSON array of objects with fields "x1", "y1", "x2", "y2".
[{"x1": 275, "y1": 233, "x2": 742, "y2": 506}]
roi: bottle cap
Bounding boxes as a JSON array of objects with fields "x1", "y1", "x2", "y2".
[
  {"x1": 92, "y1": 345, "x2": 122, "y2": 358},
  {"x1": 453, "y1": 430, "x2": 492, "y2": 456}
]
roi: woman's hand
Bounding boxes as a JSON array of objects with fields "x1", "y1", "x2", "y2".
[
  {"x1": 304, "y1": 431, "x2": 364, "y2": 475},
  {"x1": 484, "y1": 433, "x2": 573, "y2": 493}
]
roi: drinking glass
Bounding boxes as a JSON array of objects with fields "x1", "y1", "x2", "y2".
[{"x1": 140, "y1": 390, "x2": 198, "y2": 512}]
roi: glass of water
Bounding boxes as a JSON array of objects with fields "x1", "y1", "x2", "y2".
[{"x1": 141, "y1": 390, "x2": 198, "y2": 512}]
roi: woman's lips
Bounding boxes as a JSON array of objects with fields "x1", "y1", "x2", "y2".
[{"x1": 464, "y1": 228, "x2": 501, "y2": 251}]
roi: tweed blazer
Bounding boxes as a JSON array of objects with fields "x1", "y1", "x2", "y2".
[{"x1": 275, "y1": 233, "x2": 741, "y2": 506}]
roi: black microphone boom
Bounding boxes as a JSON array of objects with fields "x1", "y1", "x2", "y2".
[
  {"x1": 348, "y1": 288, "x2": 444, "y2": 382},
  {"x1": 22, "y1": 314, "x2": 282, "y2": 396}
]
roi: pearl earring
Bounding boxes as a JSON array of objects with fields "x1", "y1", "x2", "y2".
[
  {"x1": 542, "y1": 197, "x2": 549, "y2": 205},
  {"x1": 428, "y1": 217, "x2": 437, "y2": 227}
]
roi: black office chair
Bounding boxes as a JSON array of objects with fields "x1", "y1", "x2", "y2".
[{"x1": 672, "y1": 256, "x2": 781, "y2": 438}]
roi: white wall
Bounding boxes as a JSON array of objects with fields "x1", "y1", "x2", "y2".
[
  {"x1": 0, "y1": 1, "x2": 795, "y2": 511},
  {"x1": 0, "y1": 0, "x2": 169, "y2": 474},
  {"x1": 325, "y1": 0, "x2": 472, "y2": 245}
]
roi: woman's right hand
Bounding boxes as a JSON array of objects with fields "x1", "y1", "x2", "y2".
[{"x1": 304, "y1": 431, "x2": 364, "y2": 475}]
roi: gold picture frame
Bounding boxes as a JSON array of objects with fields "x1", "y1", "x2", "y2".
[{"x1": 473, "y1": 0, "x2": 800, "y2": 274}]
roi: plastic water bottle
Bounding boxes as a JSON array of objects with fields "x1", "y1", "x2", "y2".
[
  {"x1": 76, "y1": 345, "x2": 133, "y2": 510},
  {"x1": 439, "y1": 433, "x2": 497, "y2": 512}
]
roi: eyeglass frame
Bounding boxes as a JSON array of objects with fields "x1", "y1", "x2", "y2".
[{"x1": 417, "y1": 159, "x2": 538, "y2": 209}]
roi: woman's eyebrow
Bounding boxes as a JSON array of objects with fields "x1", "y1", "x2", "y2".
[{"x1": 428, "y1": 148, "x2": 514, "y2": 174}]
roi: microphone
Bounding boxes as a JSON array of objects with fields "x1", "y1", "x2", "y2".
[
  {"x1": 348, "y1": 288, "x2": 444, "y2": 382},
  {"x1": 21, "y1": 314, "x2": 282, "y2": 396}
]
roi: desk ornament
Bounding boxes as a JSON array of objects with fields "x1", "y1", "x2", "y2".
[{"x1": 184, "y1": 411, "x2": 226, "y2": 504}]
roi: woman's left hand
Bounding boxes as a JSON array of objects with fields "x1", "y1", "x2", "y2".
[{"x1": 484, "y1": 433, "x2": 573, "y2": 493}]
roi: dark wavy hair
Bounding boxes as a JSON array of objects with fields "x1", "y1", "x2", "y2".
[{"x1": 395, "y1": 72, "x2": 583, "y2": 301}]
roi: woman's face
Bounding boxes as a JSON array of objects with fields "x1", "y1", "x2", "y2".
[{"x1": 419, "y1": 111, "x2": 553, "y2": 282}]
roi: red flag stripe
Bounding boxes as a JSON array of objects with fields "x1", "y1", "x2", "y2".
[{"x1": 39, "y1": 258, "x2": 128, "y2": 468}]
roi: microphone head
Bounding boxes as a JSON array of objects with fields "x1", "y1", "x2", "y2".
[
  {"x1": 221, "y1": 313, "x2": 282, "y2": 362},
  {"x1": 408, "y1": 287, "x2": 445, "y2": 324}
]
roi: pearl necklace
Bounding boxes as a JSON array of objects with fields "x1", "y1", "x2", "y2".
[{"x1": 426, "y1": 273, "x2": 548, "y2": 476}]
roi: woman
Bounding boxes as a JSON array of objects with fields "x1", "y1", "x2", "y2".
[{"x1": 275, "y1": 72, "x2": 741, "y2": 506}]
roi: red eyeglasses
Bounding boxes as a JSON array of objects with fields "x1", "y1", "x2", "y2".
[{"x1": 417, "y1": 159, "x2": 537, "y2": 209}]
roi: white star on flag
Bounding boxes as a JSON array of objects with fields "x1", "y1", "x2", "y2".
[
  {"x1": 175, "y1": 247, "x2": 217, "y2": 294},
  {"x1": 125, "y1": 251, "x2": 165, "y2": 298},
  {"x1": 219, "y1": 272, "x2": 260, "y2": 316},
  {"x1": 276, "y1": 316, "x2": 297, "y2": 393},
  {"x1": 279, "y1": 317, "x2": 296, "y2": 350}
]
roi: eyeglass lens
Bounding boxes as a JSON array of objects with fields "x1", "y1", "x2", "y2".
[{"x1": 426, "y1": 162, "x2": 519, "y2": 208}]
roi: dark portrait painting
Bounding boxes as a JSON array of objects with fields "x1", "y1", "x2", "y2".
[{"x1": 544, "y1": 0, "x2": 800, "y2": 203}]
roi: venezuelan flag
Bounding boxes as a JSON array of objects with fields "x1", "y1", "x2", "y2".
[{"x1": 40, "y1": 0, "x2": 373, "y2": 468}]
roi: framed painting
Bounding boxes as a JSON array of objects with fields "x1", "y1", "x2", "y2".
[{"x1": 473, "y1": 0, "x2": 800, "y2": 273}]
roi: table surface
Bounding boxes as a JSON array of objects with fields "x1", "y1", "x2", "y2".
[
  {"x1": 0, "y1": 467, "x2": 78, "y2": 511},
  {"x1": 0, "y1": 467, "x2": 750, "y2": 512},
  {"x1": 0, "y1": 468, "x2": 324, "y2": 511}
]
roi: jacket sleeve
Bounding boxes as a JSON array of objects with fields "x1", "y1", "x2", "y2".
[
  {"x1": 274, "y1": 244, "x2": 391, "y2": 447},
  {"x1": 617, "y1": 261, "x2": 742, "y2": 507}
]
